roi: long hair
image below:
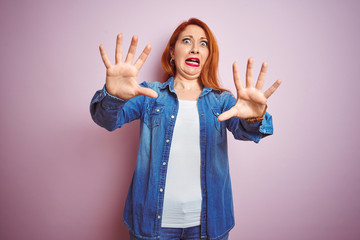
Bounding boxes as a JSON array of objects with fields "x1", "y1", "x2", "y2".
[{"x1": 161, "y1": 18, "x2": 227, "y2": 92}]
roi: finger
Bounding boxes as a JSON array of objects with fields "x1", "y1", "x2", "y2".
[
  {"x1": 115, "y1": 33, "x2": 123, "y2": 64},
  {"x1": 137, "y1": 87, "x2": 158, "y2": 98},
  {"x1": 246, "y1": 57, "x2": 254, "y2": 88},
  {"x1": 99, "y1": 44, "x2": 112, "y2": 69},
  {"x1": 232, "y1": 61, "x2": 243, "y2": 91},
  {"x1": 125, "y1": 35, "x2": 138, "y2": 64},
  {"x1": 255, "y1": 61, "x2": 267, "y2": 90},
  {"x1": 217, "y1": 107, "x2": 238, "y2": 122},
  {"x1": 264, "y1": 79, "x2": 282, "y2": 99},
  {"x1": 134, "y1": 44, "x2": 152, "y2": 70}
]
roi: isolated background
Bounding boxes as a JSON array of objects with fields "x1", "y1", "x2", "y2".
[{"x1": 1, "y1": 0, "x2": 360, "y2": 239}]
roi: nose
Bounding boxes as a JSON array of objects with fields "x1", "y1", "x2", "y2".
[{"x1": 190, "y1": 44, "x2": 199, "y2": 54}]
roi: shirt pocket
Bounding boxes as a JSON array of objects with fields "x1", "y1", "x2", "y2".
[
  {"x1": 144, "y1": 103, "x2": 165, "y2": 128},
  {"x1": 211, "y1": 107, "x2": 223, "y2": 135}
]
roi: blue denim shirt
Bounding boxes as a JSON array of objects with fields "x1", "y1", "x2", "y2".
[{"x1": 90, "y1": 77, "x2": 273, "y2": 240}]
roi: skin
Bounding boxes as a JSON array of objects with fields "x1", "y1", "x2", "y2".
[
  {"x1": 99, "y1": 34, "x2": 158, "y2": 100},
  {"x1": 170, "y1": 25, "x2": 209, "y2": 101},
  {"x1": 218, "y1": 59, "x2": 282, "y2": 121},
  {"x1": 98, "y1": 28, "x2": 282, "y2": 120}
]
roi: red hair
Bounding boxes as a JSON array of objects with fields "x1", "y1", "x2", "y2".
[{"x1": 161, "y1": 18, "x2": 227, "y2": 92}]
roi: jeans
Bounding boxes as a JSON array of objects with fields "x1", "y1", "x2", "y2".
[{"x1": 129, "y1": 225, "x2": 229, "y2": 240}]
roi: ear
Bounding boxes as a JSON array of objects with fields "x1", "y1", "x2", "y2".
[{"x1": 170, "y1": 48, "x2": 174, "y2": 59}]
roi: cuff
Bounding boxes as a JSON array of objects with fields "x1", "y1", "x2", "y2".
[
  {"x1": 259, "y1": 112, "x2": 273, "y2": 135},
  {"x1": 100, "y1": 85, "x2": 128, "y2": 110}
]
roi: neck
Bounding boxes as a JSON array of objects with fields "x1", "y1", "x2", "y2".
[{"x1": 174, "y1": 75, "x2": 203, "y2": 91}]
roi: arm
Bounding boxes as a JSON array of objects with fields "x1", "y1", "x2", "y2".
[
  {"x1": 218, "y1": 58, "x2": 282, "y2": 143},
  {"x1": 90, "y1": 33, "x2": 157, "y2": 131},
  {"x1": 90, "y1": 84, "x2": 146, "y2": 131},
  {"x1": 222, "y1": 92, "x2": 273, "y2": 143}
]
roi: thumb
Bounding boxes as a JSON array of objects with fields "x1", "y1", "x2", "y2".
[
  {"x1": 217, "y1": 107, "x2": 237, "y2": 122},
  {"x1": 137, "y1": 87, "x2": 158, "y2": 98}
]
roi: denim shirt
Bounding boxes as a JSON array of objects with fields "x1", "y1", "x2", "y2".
[{"x1": 90, "y1": 77, "x2": 273, "y2": 240}]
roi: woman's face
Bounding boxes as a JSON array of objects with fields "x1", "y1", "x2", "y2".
[{"x1": 171, "y1": 24, "x2": 209, "y2": 81}]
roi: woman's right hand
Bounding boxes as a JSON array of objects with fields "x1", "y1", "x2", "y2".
[{"x1": 99, "y1": 34, "x2": 158, "y2": 100}]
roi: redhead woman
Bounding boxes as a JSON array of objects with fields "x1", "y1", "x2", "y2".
[{"x1": 90, "y1": 18, "x2": 281, "y2": 240}]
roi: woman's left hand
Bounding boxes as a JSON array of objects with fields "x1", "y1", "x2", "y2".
[{"x1": 218, "y1": 58, "x2": 282, "y2": 122}]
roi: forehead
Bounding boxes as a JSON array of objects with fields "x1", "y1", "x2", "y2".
[{"x1": 179, "y1": 24, "x2": 207, "y2": 38}]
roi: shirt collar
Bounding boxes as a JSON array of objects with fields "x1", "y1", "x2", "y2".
[{"x1": 160, "y1": 76, "x2": 176, "y2": 93}]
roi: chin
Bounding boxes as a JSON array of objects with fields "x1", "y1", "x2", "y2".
[
  {"x1": 185, "y1": 69, "x2": 202, "y2": 77},
  {"x1": 185, "y1": 72, "x2": 201, "y2": 79}
]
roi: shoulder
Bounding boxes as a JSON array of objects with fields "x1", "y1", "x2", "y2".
[
  {"x1": 206, "y1": 90, "x2": 236, "y2": 111},
  {"x1": 208, "y1": 89, "x2": 234, "y2": 101},
  {"x1": 219, "y1": 90, "x2": 233, "y2": 98},
  {"x1": 139, "y1": 81, "x2": 163, "y2": 89}
]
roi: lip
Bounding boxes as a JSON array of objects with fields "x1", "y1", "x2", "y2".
[{"x1": 185, "y1": 57, "x2": 200, "y2": 67}]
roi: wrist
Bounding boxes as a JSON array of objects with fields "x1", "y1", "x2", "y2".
[{"x1": 245, "y1": 105, "x2": 267, "y2": 123}]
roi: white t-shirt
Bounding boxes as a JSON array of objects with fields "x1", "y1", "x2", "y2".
[{"x1": 161, "y1": 99, "x2": 202, "y2": 228}]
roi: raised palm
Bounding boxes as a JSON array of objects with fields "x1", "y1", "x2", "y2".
[
  {"x1": 218, "y1": 58, "x2": 282, "y2": 121},
  {"x1": 99, "y1": 34, "x2": 158, "y2": 100}
]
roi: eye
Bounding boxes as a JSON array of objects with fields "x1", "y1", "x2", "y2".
[
  {"x1": 200, "y1": 41, "x2": 208, "y2": 47},
  {"x1": 182, "y1": 38, "x2": 191, "y2": 44}
]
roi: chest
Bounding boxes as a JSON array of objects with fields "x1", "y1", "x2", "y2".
[{"x1": 143, "y1": 94, "x2": 225, "y2": 137}]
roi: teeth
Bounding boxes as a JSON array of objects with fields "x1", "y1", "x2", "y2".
[{"x1": 186, "y1": 59, "x2": 199, "y2": 63}]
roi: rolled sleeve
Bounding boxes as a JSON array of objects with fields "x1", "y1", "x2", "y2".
[
  {"x1": 90, "y1": 85, "x2": 144, "y2": 131},
  {"x1": 100, "y1": 86, "x2": 128, "y2": 110}
]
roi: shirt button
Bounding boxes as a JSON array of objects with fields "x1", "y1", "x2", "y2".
[
  {"x1": 216, "y1": 113, "x2": 219, "y2": 116},
  {"x1": 158, "y1": 215, "x2": 161, "y2": 219},
  {"x1": 156, "y1": 109, "x2": 160, "y2": 112},
  {"x1": 160, "y1": 188, "x2": 163, "y2": 192},
  {"x1": 201, "y1": 114, "x2": 204, "y2": 117},
  {"x1": 202, "y1": 138, "x2": 206, "y2": 142},
  {"x1": 163, "y1": 162, "x2": 166, "y2": 165},
  {"x1": 204, "y1": 215, "x2": 207, "y2": 219},
  {"x1": 171, "y1": 115, "x2": 175, "y2": 119},
  {"x1": 203, "y1": 162, "x2": 206, "y2": 165},
  {"x1": 166, "y1": 139, "x2": 170, "y2": 143}
]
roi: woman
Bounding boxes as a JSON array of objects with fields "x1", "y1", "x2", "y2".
[{"x1": 90, "y1": 18, "x2": 281, "y2": 240}]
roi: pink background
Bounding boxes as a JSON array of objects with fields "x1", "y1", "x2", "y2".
[{"x1": 1, "y1": 0, "x2": 360, "y2": 239}]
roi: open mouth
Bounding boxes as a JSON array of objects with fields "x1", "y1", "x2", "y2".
[{"x1": 185, "y1": 58, "x2": 200, "y2": 67}]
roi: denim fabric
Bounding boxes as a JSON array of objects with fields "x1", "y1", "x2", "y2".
[
  {"x1": 129, "y1": 226, "x2": 229, "y2": 240},
  {"x1": 90, "y1": 77, "x2": 273, "y2": 240}
]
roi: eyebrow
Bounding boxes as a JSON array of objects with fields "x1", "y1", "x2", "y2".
[{"x1": 182, "y1": 35, "x2": 208, "y2": 40}]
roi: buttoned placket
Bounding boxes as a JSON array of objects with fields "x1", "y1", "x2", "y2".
[
  {"x1": 198, "y1": 95, "x2": 208, "y2": 239},
  {"x1": 155, "y1": 91, "x2": 179, "y2": 234}
]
